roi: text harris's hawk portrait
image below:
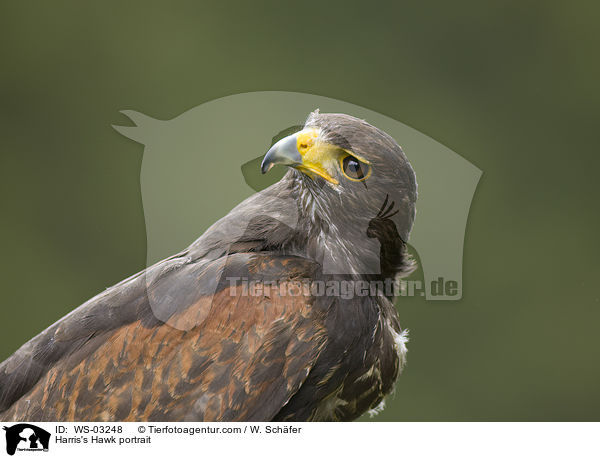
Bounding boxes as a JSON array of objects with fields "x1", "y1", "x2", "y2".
[{"x1": 0, "y1": 111, "x2": 417, "y2": 422}]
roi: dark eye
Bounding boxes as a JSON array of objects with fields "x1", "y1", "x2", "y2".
[{"x1": 341, "y1": 155, "x2": 370, "y2": 181}]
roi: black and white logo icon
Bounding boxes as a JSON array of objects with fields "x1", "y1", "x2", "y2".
[{"x1": 3, "y1": 424, "x2": 50, "y2": 455}]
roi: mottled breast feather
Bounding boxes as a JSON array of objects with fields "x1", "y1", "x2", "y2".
[{"x1": 0, "y1": 253, "x2": 330, "y2": 421}]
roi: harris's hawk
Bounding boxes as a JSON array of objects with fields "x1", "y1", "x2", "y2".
[{"x1": 0, "y1": 111, "x2": 417, "y2": 421}]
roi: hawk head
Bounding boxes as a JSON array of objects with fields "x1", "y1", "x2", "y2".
[{"x1": 261, "y1": 111, "x2": 417, "y2": 278}]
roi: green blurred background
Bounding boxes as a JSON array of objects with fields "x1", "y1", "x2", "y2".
[{"x1": 1, "y1": 1, "x2": 598, "y2": 421}]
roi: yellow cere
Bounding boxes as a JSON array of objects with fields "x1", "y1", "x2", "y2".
[{"x1": 294, "y1": 128, "x2": 341, "y2": 185}]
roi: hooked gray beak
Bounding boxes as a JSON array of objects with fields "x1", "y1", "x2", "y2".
[{"x1": 260, "y1": 133, "x2": 302, "y2": 174}]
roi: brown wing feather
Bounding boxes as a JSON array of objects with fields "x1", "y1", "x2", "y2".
[{"x1": 0, "y1": 253, "x2": 327, "y2": 421}]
